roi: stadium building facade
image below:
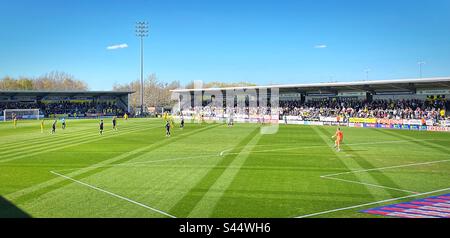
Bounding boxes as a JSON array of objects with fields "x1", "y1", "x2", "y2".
[
  {"x1": 171, "y1": 77, "x2": 450, "y2": 131},
  {"x1": 0, "y1": 90, "x2": 133, "y2": 120}
]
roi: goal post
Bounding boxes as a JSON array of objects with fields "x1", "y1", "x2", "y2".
[{"x1": 3, "y1": 109, "x2": 41, "y2": 122}]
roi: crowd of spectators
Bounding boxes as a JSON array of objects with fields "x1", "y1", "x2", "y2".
[
  {"x1": 178, "y1": 97, "x2": 448, "y2": 122},
  {"x1": 179, "y1": 106, "x2": 273, "y2": 118},
  {"x1": 3, "y1": 97, "x2": 449, "y2": 122},
  {"x1": 280, "y1": 98, "x2": 449, "y2": 121},
  {"x1": 0, "y1": 101, "x2": 124, "y2": 117}
]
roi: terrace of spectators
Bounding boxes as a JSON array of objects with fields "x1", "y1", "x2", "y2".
[
  {"x1": 171, "y1": 77, "x2": 450, "y2": 122},
  {"x1": 0, "y1": 90, "x2": 133, "y2": 118}
]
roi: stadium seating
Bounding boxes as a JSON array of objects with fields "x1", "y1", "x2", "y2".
[
  {"x1": 177, "y1": 98, "x2": 448, "y2": 125},
  {"x1": 0, "y1": 101, "x2": 124, "y2": 117},
  {"x1": 279, "y1": 98, "x2": 448, "y2": 121}
]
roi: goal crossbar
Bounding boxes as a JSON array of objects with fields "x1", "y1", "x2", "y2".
[{"x1": 3, "y1": 109, "x2": 41, "y2": 121}]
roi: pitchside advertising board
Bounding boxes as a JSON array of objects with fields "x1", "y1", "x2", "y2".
[
  {"x1": 346, "y1": 122, "x2": 449, "y2": 131},
  {"x1": 348, "y1": 118, "x2": 378, "y2": 124},
  {"x1": 282, "y1": 117, "x2": 450, "y2": 132},
  {"x1": 416, "y1": 89, "x2": 450, "y2": 95},
  {"x1": 337, "y1": 91, "x2": 366, "y2": 97},
  {"x1": 443, "y1": 120, "x2": 450, "y2": 127},
  {"x1": 176, "y1": 115, "x2": 450, "y2": 132},
  {"x1": 1, "y1": 115, "x2": 44, "y2": 120}
]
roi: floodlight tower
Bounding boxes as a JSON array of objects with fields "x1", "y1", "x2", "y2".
[
  {"x1": 418, "y1": 61, "x2": 426, "y2": 78},
  {"x1": 136, "y1": 21, "x2": 149, "y2": 116},
  {"x1": 364, "y1": 68, "x2": 371, "y2": 81}
]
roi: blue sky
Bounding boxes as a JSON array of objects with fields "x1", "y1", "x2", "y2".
[{"x1": 1, "y1": 0, "x2": 450, "y2": 90}]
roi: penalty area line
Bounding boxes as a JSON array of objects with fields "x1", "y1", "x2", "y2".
[
  {"x1": 218, "y1": 139, "x2": 439, "y2": 157},
  {"x1": 321, "y1": 176, "x2": 419, "y2": 194},
  {"x1": 322, "y1": 159, "x2": 450, "y2": 177},
  {"x1": 318, "y1": 159, "x2": 450, "y2": 195},
  {"x1": 295, "y1": 186, "x2": 450, "y2": 218},
  {"x1": 50, "y1": 171, "x2": 176, "y2": 218},
  {"x1": 52, "y1": 153, "x2": 221, "y2": 173}
]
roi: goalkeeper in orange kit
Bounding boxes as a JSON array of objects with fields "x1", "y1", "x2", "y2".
[{"x1": 331, "y1": 128, "x2": 344, "y2": 152}]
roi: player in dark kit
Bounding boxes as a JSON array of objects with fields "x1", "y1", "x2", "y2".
[
  {"x1": 112, "y1": 116, "x2": 117, "y2": 131},
  {"x1": 165, "y1": 120, "x2": 171, "y2": 137},
  {"x1": 99, "y1": 120, "x2": 104, "y2": 135},
  {"x1": 180, "y1": 116, "x2": 184, "y2": 129},
  {"x1": 61, "y1": 118, "x2": 66, "y2": 130},
  {"x1": 51, "y1": 120, "x2": 57, "y2": 134}
]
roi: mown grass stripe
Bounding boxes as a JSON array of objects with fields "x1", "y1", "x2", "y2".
[
  {"x1": 168, "y1": 126, "x2": 260, "y2": 217},
  {"x1": 312, "y1": 126, "x2": 389, "y2": 198},
  {"x1": 52, "y1": 123, "x2": 223, "y2": 173},
  {"x1": 0, "y1": 125, "x2": 158, "y2": 163},
  {"x1": 318, "y1": 126, "x2": 416, "y2": 197},
  {"x1": 188, "y1": 131, "x2": 262, "y2": 217},
  {"x1": 4, "y1": 124, "x2": 221, "y2": 204},
  {"x1": 0, "y1": 124, "x2": 145, "y2": 159},
  {"x1": 0, "y1": 119, "x2": 152, "y2": 145},
  {"x1": 0, "y1": 120, "x2": 104, "y2": 144},
  {"x1": 0, "y1": 124, "x2": 146, "y2": 157},
  {"x1": 2, "y1": 121, "x2": 450, "y2": 218},
  {"x1": 0, "y1": 119, "x2": 140, "y2": 148},
  {"x1": 0, "y1": 127, "x2": 96, "y2": 149},
  {"x1": 374, "y1": 129, "x2": 450, "y2": 153},
  {"x1": 50, "y1": 171, "x2": 177, "y2": 218}
]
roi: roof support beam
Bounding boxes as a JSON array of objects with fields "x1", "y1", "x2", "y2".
[{"x1": 436, "y1": 82, "x2": 450, "y2": 88}]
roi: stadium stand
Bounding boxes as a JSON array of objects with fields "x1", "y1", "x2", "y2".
[
  {"x1": 171, "y1": 77, "x2": 450, "y2": 130},
  {"x1": 0, "y1": 90, "x2": 132, "y2": 119},
  {"x1": 279, "y1": 98, "x2": 449, "y2": 120}
]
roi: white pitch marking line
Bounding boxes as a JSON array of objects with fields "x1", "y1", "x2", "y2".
[
  {"x1": 322, "y1": 159, "x2": 450, "y2": 177},
  {"x1": 295, "y1": 187, "x2": 450, "y2": 218},
  {"x1": 218, "y1": 139, "x2": 440, "y2": 157},
  {"x1": 125, "y1": 154, "x2": 215, "y2": 165},
  {"x1": 50, "y1": 171, "x2": 176, "y2": 218},
  {"x1": 219, "y1": 148, "x2": 233, "y2": 157},
  {"x1": 218, "y1": 140, "x2": 449, "y2": 196},
  {"x1": 318, "y1": 159, "x2": 450, "y2": 195},
  {"x1": 0, "y1": 125, "x2": 162, "y2": 164},
  {"x1": 321, "y1": 176, "x2": 419, "y2": 194},
  {"x1": 52, "y1": 153, "x2": 221, "y2": 173},
  {"x1": 33, "y1": 140, "x2": 447, "y2": 174}
]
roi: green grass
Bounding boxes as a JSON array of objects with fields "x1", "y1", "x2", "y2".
[{"x1": 0, "y1": 118, "x2": 449, "y2": 218}]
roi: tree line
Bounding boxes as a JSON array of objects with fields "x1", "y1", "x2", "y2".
[
  {"x1": 0, "y1": 71, "x2": 88, "y2": 91},
  {"x1": 113, "y1": 75, "x2": 257, "y2": 111},
  {"x1": 113, "y1": 74, "x2": 181, "y2": 110},
  {"x1": 1, "y1": 70, "x2": 256, "y2": 112}
]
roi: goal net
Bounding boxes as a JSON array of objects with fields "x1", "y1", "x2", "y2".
[{"x1": 3, "y1": 109, "x2": 41, "y2": 121}]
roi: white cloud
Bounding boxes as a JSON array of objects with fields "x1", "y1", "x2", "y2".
[
  {"x1": 314, "y1": 44, "x2": 327, "y2": 49},
  {"x1": 107, "y1": 43, "x2": 128, "y2": 50}
]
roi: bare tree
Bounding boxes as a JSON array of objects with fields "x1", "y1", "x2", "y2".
[
  {"x1": 113, "y1": 74, "x2": 181, "y2": 112},
  {"x1": 0, "y1": 71, "x2": 88, "y2": 91},
  {"x1": 113, "y1": 80, "x2": 141, "y2": 110},
  {"x1": 35, "y1": 71, "x2": 88, "y2": 91}
]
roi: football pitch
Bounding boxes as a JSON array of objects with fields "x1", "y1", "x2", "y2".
[{"x1": 1, "y1": 118, "x2": 449, "y2": 218}]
